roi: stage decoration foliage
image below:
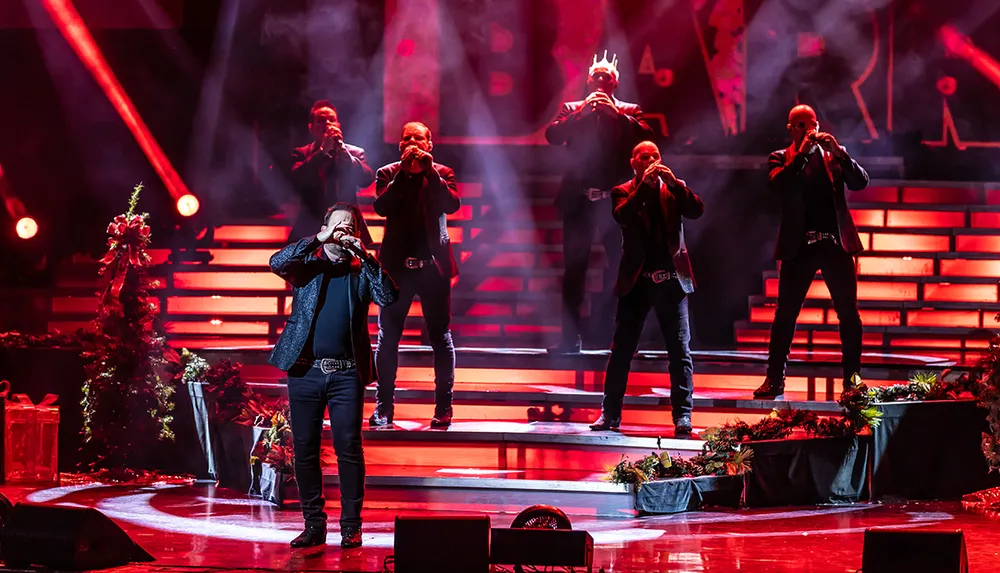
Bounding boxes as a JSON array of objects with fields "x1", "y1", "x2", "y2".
[
  {"x1": 201, "y1": 358, "x2": 253, "y2": 424},
  {"x1": 609, "y1": 371, "x2": 983, "y2": 486},
  {"x1": 79, "y1": 183, "x2": 179, "y2": 470},
  {"x1": 247, "y1": 398, "x2": 295, "y2": 474},
  {"x1": 971, "y1": 326, "x2": 1000, "y2": 472},
  {"x1": 0, "y1": 329, "x2": 93, "y2": 348}
]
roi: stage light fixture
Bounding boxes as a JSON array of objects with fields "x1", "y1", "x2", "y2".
[
  {"x1": 176, "y1": 194, "x2": 200, "y2": 217},
  {"x1": 15, "y1": 217, "x2": 38, "y2": 240}
]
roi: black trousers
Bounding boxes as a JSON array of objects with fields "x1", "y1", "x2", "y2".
[
  {"x1": 375, "y1": 266, "x2": 455, "y2": 412},
  {"x1": 560, "y1": 195, "x2": 622, "y2": 345},
  {"x1": 287, "y1": 366, "x2": 365, "y2": 529},
  {"x1": 767, "y1": 240, "x2": 863, "y2": 382},
  {"x1": 602, "y1": 277, "x2": 694, "y2": 420}
]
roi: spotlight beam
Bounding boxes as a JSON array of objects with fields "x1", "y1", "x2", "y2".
[{"x1": 39, "y1": 0, "x2": 193, "y2": 203}]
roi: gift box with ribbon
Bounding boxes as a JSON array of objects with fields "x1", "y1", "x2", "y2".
[{"x1": 0, "y1": 380, "x2": 60, "y2": 484}]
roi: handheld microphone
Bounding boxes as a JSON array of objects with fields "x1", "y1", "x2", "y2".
[{"x1": 333, "y1": 231, "x2": 366, "y2": 259}]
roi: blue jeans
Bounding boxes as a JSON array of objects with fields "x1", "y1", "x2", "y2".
[
  {"x1": 287, "y1": 366, "x2": 364, "y2": 529},
  {"x1": 602, "y1": 277, "x2": 694, "y2": 420}
]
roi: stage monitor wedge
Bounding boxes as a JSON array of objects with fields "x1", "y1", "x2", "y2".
[
  {"x1": 862, "y1": 528, "x2": 968, "y2": 573},
  {"x1": 0, "y1": 503, "x2": 154, "y2": 570},
  {"x1": 394, "y1": 515, "x2": 490, "y2": 573}
]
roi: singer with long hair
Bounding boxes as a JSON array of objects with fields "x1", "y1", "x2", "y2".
[
  {"x1": 590, "y1": 141, "x2": 703, "y2": 436},
  {"x1": 753, "y1": 104, "x2": 869, "y2": 399},
  {"x1": 267, "y1": 203, "x2": 399, "y2": 549}
]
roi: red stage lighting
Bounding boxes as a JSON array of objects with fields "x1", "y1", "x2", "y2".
[
  {"x1": 15, "y1": 217, "x2": 38, "y2": 240},
  {"x1": 41, "y1": 0, "x2": 192, "y2": 204},
  {"x1": 176, "y1": 194, "x2": 200, "y2": 217}
]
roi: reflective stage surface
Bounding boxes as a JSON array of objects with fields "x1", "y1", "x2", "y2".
[{"x1": 2, "y1": 482, "x2": 1000, "y2": 572}]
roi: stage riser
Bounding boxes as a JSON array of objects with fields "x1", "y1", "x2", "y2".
[
  {"x1": 320, "y1": 482, "x2": 634, "y2": 518},
  {"x1": 319, "y1": 442, "x2": 693, "y2": 473}
]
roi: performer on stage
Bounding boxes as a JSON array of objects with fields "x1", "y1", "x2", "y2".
[
  {"x1": 754, "y1": 104, "x2": 869, "y2": 399},
  {"x1": 371, "y1": 122, "x2": 461, "y2": 428},
  {"x1": 590, "y1": 141, "x2": 703, "y2": 437},
  {"x1": 288, "y1": 100, "x2": 375, "y2": 242},
  {"x1": 546, "y1": 51, "x2": 654, "y2": 354},
  {"x1": 268, "y1": 203, "x2": 398, "y2": 548}
]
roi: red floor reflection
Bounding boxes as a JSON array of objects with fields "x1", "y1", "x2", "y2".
[{"x1": 2, "y1": 482, "x2": 1000, "y2": 572}]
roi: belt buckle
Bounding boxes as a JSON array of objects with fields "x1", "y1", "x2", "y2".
[
  {"x1": 585, "y1": 188, "x2": 609, "y2": 201},
  {"x1": 319, "y1": 359, "x2": 336, "y2": 374},
  {"x1": 649, "y1": 270, "x2": 669, "y2": 284},
  {"x1": 405, "y1": 257, "x2": 422, "y2": 269}
]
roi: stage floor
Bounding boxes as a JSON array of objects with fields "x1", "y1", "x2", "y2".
[{"x1": 2, "y1": 481, "x2": 999, "y2": 572}]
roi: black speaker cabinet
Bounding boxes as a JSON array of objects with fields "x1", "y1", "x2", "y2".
[
  {"x1": 394, "y1": 515, "x2": 490, "y2": 573},
  {"x1": 0, "y1": 503, "x2": 154, "y2": 570},
  {"x1": 862, "y1": 528, "x2": 968, "y2": 573},
  {"x1": 491, "y1": 528, "x2": 594, "y2": 570}
]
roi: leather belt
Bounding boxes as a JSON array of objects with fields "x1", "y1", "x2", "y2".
[
  {"x1": 298, "y1": 358, "x2": 356, "y2": 374},
  {"x1": 405, "y1": 257, "x2": 434, "y2": 269},
  {"x1": 640, "y1": 270, "x2": 675, "y2": 284},
  {"x1": 584, "y1": 188, "x2": 612, "y2": 201},
  {"x1": 805, "y1": 231, "x2": 839, "y2": 245}
]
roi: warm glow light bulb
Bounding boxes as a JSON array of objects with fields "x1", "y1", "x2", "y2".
[
  {"x1": 15, "y1": 217, "x2": 38, "y2": 239},
  {"x1": 176, "y1": 194, "x2": 200, "y2": 217}
]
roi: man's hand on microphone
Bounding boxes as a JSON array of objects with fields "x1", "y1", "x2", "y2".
[
  {"x1": 798, "y1": 131, "x2": 819, "y2": 156},
  {"x1": 657, "y1": 165, "x2": 679, "y2": 187},
  {"x1": 641, "y1": 163, "x2": 661, "y2": 188},
  {"x1": 333, "y1": 232, "x2": 366, "y2": 259},
  {"x1": 321, "y1": 125, "x2": 344, "y2": 154}
]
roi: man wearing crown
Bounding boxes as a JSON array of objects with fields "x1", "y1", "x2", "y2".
[{"x1": 546, "y1": 51, "x2": 654, "y2": 354}]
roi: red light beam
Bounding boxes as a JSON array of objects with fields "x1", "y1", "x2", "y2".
[{"x1": 40, "y1": 0, "x2": 192, "y2": 202}]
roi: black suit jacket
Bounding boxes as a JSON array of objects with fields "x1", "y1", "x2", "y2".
[
  {"x1": 291, "y1": 141, "x2": 374, "y2": 205},
  {"x1": 545, "y1": 98, "x2": 654, "y2": 209},
  {"x1": 373, "y1": 161, "x2": 461, "y2": 279},
  {"x1": 612, "y1": 177, "x2": 704, "y2": 296},
  {"x1": 768, "y1": 144, "x2": 869, "y2": 260},
  {"x1": 267, "y1": 236, "x2": 399, "y2": 381}
]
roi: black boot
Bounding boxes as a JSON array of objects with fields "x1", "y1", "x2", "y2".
[
  {"x1": 340, "y1": 524, "x2": 363, "y2": 549},
  {"x1": 753, "y1": 377, "x2": 786, "y2": 400},
  {"x1": 290, "y1": 525, "x2": 327, "y2": 548},
  {"x1": 589, "y1": 411, "x2": 622, "y2": 431},
  {"x1": 430, "y1": 406, "x2": 452, "y2": 428},
  {"x1": 673, "y1": 414, "x2": 693, "y2": 438},
  {"x1": 368, "y1": 406, "x2": 393, "y2": 428}
]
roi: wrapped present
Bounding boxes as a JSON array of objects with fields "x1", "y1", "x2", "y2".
[{"x1": 0, "y1": 380, "x2": 60, "y2": 484}]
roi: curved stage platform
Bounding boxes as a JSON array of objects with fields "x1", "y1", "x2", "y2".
[{"x1": 1, "y1": 481, "x2": 998, "y2": 573}]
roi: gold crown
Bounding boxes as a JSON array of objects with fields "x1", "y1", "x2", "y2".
[{"x1": 589, "y1": 50, "x2": 619, "y2": 81}]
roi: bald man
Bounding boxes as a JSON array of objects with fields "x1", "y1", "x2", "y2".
[
  {"x1": 590, "y1": 141, "x2": 703, "y2": 436},
  {"x1": 754, "y1": 105, "x2": 870, "y2": 399}
]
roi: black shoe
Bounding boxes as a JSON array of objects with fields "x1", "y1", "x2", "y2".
[
  {"x1": 368, "y1": 408, "x2": 393, "y2": 428},
  {"x1": 674, "y1": 415, "x2": 693, "y2": 438},
  {"x1": 753, "y1": 377, "x2": 786, "y2": 400},
  {"x1": 589, "y1": 412, "x2": 621, "y2": 431},
  {"x1": 547, "y1": 336, "x2": 582, "y2": 355},
  {"x1": 430, "y1": 407, "x2": 452, "y2": 428},
  {"x1": 340, "y1": 525, "x2": 363, "y2": 549},
  {"x1": 290, "y1": 525, "x2": 327, "y2": 548}
]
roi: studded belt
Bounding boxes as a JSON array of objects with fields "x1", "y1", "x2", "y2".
[
  {"x1": 805, "y1": 231, "x2": 838, "y2": 245},
  {"x1": 404, "y1": 257, "x2": 434, "y2": 269},
  {"x1": 584, "y1": 188, "x2": 612, "y2": 201},
  {"x1": 297, "y1": 358, "x2": 356, "y2": 373},
  {"x1": 640, "y1": 270, "x2": 675, "y2": 284}
]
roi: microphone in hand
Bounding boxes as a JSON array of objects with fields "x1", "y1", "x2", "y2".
[{"x1": 332, "y1": 231, "x2": 366, "y2": 259}]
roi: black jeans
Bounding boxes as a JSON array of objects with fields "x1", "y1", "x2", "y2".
[
  {"x1": 560, "y1": 195, "x2": 623, "y2": 346},
  {"x1": 767, "y1": 240, "x2": 863, "y2": 382},
  {"x1": 602, "y1": 277, "x2": 694, "y2": 420},
  {"x1": 287, "y1": 366, "x2": 365, "y2": 529},
  {"x1": 375, "y1": 266, "x2": 455, "y2": 412}
]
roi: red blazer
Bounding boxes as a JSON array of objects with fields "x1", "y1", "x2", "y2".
[
  {"x1": 611, "y1": 176, "x2": 704, "y2": 296},
  {"x1": 373, "y1": 161, "x2": 461, "y2": 279}
]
